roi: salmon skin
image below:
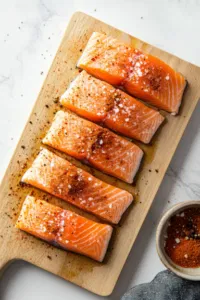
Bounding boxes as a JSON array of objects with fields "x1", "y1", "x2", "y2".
[
  {"x1": 61, "y1": 71, "x2": 164, "y2": 144},
  {"x1": 22, "y1": 148, "x2": 133, "y2": 224},
  {"x1": 42, "y1": 110, "x2": 143, "y2": 183},
  {"x1": 78, "y1": 32, "x2": 186, "y2": 114},
  {"x1": 16, "y1": 196, "x2": 113, "y2": 262}
]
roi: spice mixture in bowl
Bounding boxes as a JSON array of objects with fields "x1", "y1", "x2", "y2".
[{"x1": 156, "y1": 201, "x2": 200, "y2": 280}]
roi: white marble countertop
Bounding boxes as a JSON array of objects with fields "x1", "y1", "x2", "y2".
[{"x1": 0, "y1": 1, "x2": 200, "y2": 299}]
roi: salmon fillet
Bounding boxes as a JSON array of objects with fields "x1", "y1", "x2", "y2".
[
  {"x1": 16, "y1": 196, "x2": 113, "y2": 262},
  {"x1": 22, "y1": 148, "x2": 133, "y2": 224},
  {"x1": 42, "y1": 111, "x2": 143, "y2": 183},
  {"x1": 78, "y1": 32, "x2": 186, "y2": 114},
  {"x1": 61, "y1": 71, "x2": 164, "y2": 143}
]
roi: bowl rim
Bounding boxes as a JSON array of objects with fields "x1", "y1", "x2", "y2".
[{"x1": 156, "y1": 200, "x2": 200, "y2": 281}]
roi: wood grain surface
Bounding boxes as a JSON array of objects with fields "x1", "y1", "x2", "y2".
[{"x1": 0, "y1": 12, "x2": 200, "y2": 296}]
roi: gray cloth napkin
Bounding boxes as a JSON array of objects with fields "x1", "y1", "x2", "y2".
[{"x1": 122, "y1": 270, "x2": 200, "y2": 300}]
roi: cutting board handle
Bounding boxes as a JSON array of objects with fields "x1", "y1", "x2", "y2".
[{"x1": 0, "y1": 256, "x2": 13, "y2": 276}]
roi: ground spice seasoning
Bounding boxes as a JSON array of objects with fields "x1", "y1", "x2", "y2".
[{"x1": 164, "y1": 207, "x2": 200, "y2": 268}]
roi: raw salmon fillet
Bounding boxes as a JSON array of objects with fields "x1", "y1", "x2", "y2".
[
  {"x1": 22, "y1": 148, "x2": 133, "y2": 224},
  {"x1": 78, "y1": 32, "x2": 186, "y2": 114},
  {"x1": 42, "y1": 111, "x2": 143, "y2": 183},
  {"x1": 16, "y1": 196, "x2": 113, "y2": 262},
  {"x1": 61, "y1": 71, "x2": 164, "y2": 143}
]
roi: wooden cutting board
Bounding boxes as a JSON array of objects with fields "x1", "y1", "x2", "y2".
[{"x1": 0, "y1": 12, "x2": 200, "y2": 296}]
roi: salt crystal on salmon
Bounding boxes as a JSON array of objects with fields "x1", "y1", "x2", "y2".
[
  {"x1": 22, "y1": 148, "x2": 133, "y2": 224},
  {"x1": 78, "y1": 32, "x2": 186, "y2": 114},
  {"x1": 61, "y1": 71, "x2": 164, "y2": 143},
  {"x1": 42, "y1": 111, "x2": 143, "y2": 183},
  {"x1": 16, "y1": 196, "x2": 113, "y2": 262}
]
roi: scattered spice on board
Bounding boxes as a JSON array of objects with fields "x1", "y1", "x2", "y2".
[
  {"x1": 53, "y1": 97, "x2": 59, "y2": 104},
  {"x1": 164, "y1": 207, "x2": 200, "y2": 268}
]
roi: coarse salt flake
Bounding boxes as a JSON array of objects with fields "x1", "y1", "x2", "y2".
[
  {"x1": 175, "y1": 238, "x2": 180, "y2": 244},
  {"x1": 61, "y1": 211, "x2": 65, "y2": 217},
  {"x1": 68, "y1": 184, "x2": 71, "y2": 189},
  {"x1": 125, "y1": 118, "x2": 129, "y2": 122},
  {"x1": 165, "y1": 75, "x2": 170, "y2": 80},
  {"x1": 114, "y1": 107, "x2": 119, "y2": 113},
  {"x1": 184, "y1": 254, "x2": 188, "y2": 258},
  {"x1": 108, "y1": 204, "x2": 113, "y2": 208},
  {"x1": 136, "y1": 69, "x2": 143, "y2": 77},
  {"x1": 60, "y1": 220, "x2": 65, "y2": 226},
  {"x1": 88, "y1": 177, "x2": 92, "y2": 181},
  {"x1": 99, "y1": 139, "x2": 103, "y2": 145}
]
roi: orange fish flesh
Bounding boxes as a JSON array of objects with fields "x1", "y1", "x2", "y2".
[
  {"x1": 22, "y1": 148, "x2": 133, "y2": 224},
  {"x1": 42, "y1": 111, "x2": 143, "y2": 183},
  {"x1": 16, "y1": 196, "x2": 113, "y2": 262},
  {"x1": 61, "y1": 70, "x2": 164, "y2": 143},
  {"x1": 78, "y1": 32, "x2": 186, "y2": 114}
]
